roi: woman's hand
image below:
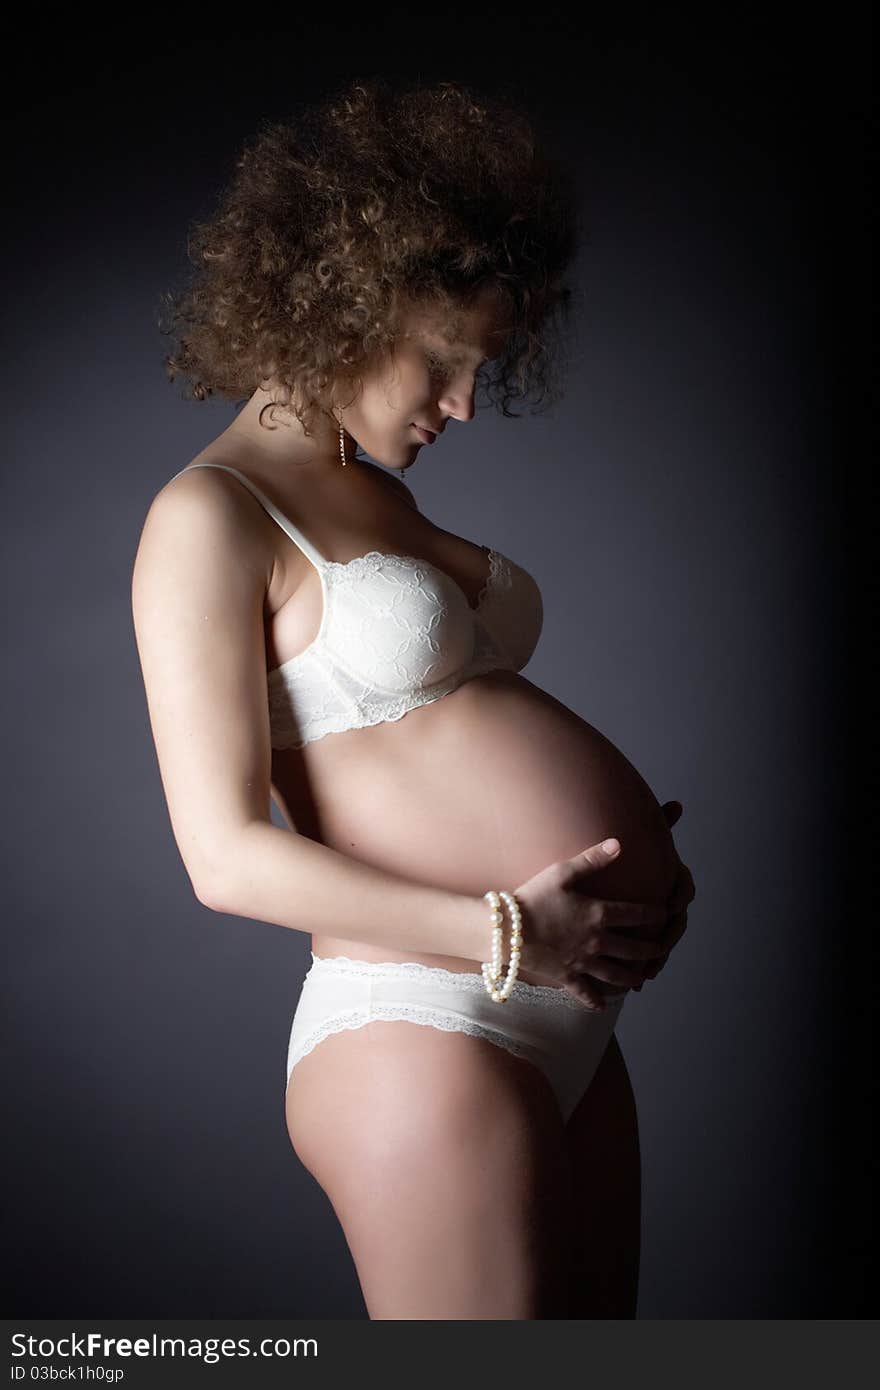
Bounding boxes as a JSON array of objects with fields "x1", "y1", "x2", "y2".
[
  {"x1": 631, "y1": 800, "x2": 695, "y2": 992},
  {"x1": 513, "y1": 839, "x2": 670, "y2": 1010}
]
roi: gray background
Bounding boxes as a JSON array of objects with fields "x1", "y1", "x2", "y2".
[{"x1": 4, "y1": 15, "x2": 864, "y2": 1318}]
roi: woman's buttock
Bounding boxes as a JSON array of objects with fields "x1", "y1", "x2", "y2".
[
  {"x1": 283, "y1": 949, "x2": 627, "y2": 1196},
  {"x1": 286, "y1": 1031, "x2": 550, "y2": 1235},
  {"x1": 284, "y1": 998, "x2": 575, "y2": 1184}
]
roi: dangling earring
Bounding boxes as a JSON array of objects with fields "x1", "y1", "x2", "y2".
[{"x1": 337, "y1": 408, "x2": 347, "y2": 467}]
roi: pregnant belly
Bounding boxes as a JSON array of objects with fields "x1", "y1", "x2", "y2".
[{"x1": 273, "y1": 669, "x2": 678, "y2": 991}]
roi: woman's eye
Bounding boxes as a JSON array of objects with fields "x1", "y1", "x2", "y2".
[
  {"x1": 426, "y1": 352, "x2": 451, "y2": 377},
  {"x1": 424, "y1": 347, "x2": 486, "y2": 382}
]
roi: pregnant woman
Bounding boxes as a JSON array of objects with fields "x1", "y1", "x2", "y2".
[{"x1": 132, "y1": 78, "x2": 695, "y2": 1319}]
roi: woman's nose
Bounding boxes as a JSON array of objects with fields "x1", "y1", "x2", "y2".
[{"x1": 438, "y1": 373, "x2": 477, "y2": 422}]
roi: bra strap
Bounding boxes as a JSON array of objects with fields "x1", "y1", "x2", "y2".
[{"x1": 172, "y1": 462, "x2": 327, "y2": 569}]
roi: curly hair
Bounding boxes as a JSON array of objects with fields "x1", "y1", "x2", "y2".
[{"x1": 158, "y1": 76, "x2": 580, "y2": 434}]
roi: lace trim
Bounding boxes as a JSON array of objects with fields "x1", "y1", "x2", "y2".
[
  {"x1": 306, "y1": 953, "x2": 593, "y2": 1011},
  {"x1": 287, "y1": 1004, "x2": 537, "y2": 1077},
  {"x1": 321, "y1": 548, "x2": 504, "y2": 616},
  {"x1": 267, "y1": 649, "x2": 512, "y2": 751},
  {"x1": 264, "y1": 547, "x2": 543, "y2": 750},
  {"x1": 474, "y1": 547, "x2": 505, "y2": 611}
]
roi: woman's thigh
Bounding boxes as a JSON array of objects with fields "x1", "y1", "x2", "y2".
[
  {"x1": 564, "y1": 1032, "x2": 641, "y2": 1318},
  {"x1": 285, "y1": 1019, "x2": 575, "y2": 1319}
]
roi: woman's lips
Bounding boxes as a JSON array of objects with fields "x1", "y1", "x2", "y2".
[{"x1": 412, "y1": 425, "x2": 437, "y2": 444}]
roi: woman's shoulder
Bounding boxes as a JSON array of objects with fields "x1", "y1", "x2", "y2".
[
  {"x1": 153, "y1": 453, "x2": 267, "y2": 533},
  {"x1": 151, "y1": 446, "x2": 421, "y2": 577},
  {"x1": 148, "y1": 451, "x2": 284, "y2": 577},
  {"x1": 161, "y1": 448, "x2": 417, "y2": 513}
]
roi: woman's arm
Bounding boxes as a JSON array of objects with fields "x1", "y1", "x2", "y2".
[
  {"x1": 207, "y1": 820, "x2": 487, "y2": 962},
  {"x1": 131, "y1": 468, "x2": 486, "y2": 961}
]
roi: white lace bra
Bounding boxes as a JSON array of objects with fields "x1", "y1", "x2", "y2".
[{"x1": 174, "y1": 461, "x2": 544, "y2": 749}]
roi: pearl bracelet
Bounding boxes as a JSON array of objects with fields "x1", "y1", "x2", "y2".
[{"x1": 481, "y1": 889, "x2": 524, "y2": 1003}]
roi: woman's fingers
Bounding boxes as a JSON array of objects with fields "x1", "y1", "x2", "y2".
[
  {"x1": 563, "y1": 974, "x2": 609, "y2": 1011},
  {"x1": 645, "y1": 950, "x2": 671, "y2": 979},
  {"x1": 600, "y1": 898, "x2": 669, "y2": 929},
  {"x1": 598, "y1": 928, "x2": 668, "y2": 960},
  {"x1": 633, "y1": 907, "x2": 688, "y2": 983},
  {"x1": 575, "y1": 956, "x2": 653, "y2": 989},
  {"x1": 668, "y1": 859, "x2": 696, "y2": 913},
  {"x1": 654, "y1": 910, "x2": 688, "y2": 958},
  {"x1": 580, "y1": 849, "x2": 695, "y2": 995}
]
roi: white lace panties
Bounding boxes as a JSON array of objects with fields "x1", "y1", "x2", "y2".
[{"x1": 285, "y1": 953, "x2": 626, "y2": 1125}]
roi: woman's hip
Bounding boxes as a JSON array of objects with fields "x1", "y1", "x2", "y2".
[{"x1": 285, "y1": 952, "x2": 627, "y2": 1128}]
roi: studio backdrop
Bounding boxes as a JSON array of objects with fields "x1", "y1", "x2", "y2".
[{"x1": 3, "y1": 15, "x2": 863, "y2": 1320}]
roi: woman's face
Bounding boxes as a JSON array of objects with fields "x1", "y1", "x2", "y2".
[{"x1": 346, "y1": 283, "x2": 514, "y2": 471}]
